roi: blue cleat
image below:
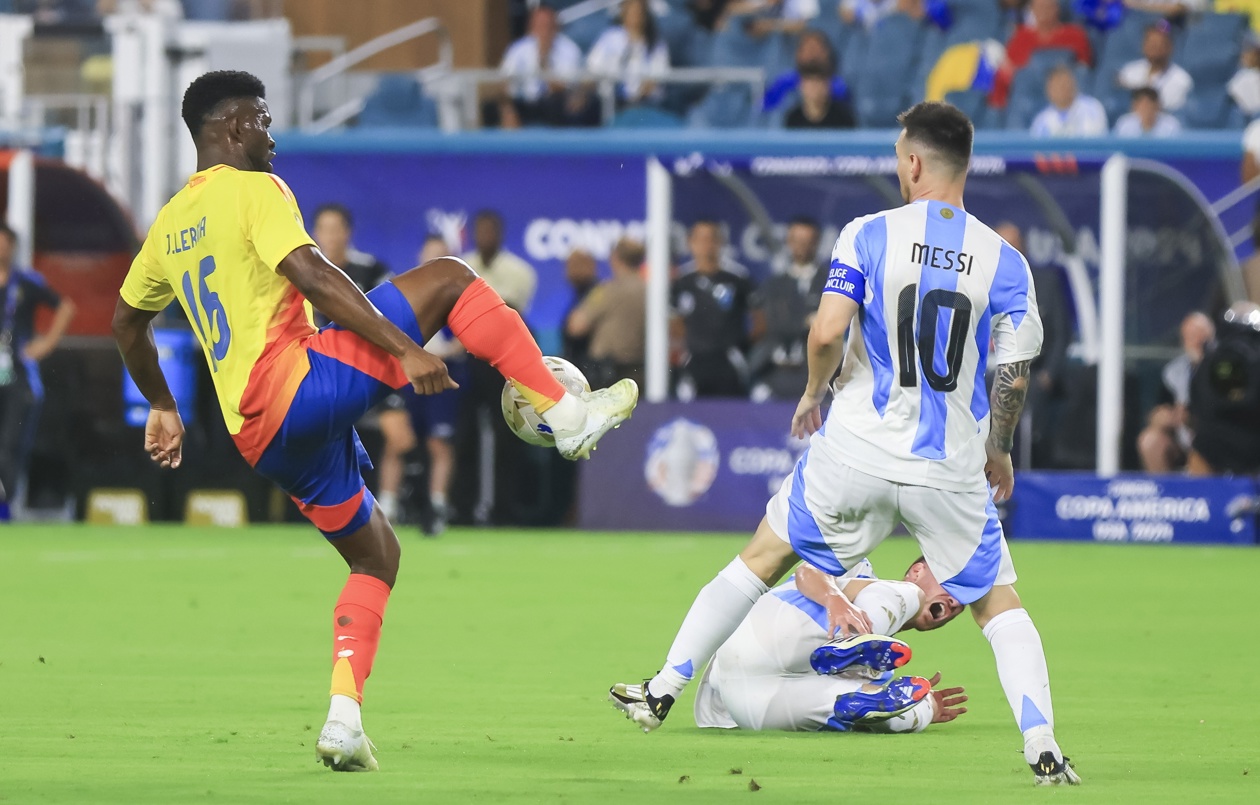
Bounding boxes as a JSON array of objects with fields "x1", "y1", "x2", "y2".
[
  {"x1": 809, "y1": 634, "x2": 912, "y2": 677},
  {"x1": 825, "y1": 675, "x2": 932, "y2": 732}
]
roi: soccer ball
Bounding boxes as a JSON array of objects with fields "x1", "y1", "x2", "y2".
[{"x1": 500, "y1": 356, "x2": 590, "y2": 447}]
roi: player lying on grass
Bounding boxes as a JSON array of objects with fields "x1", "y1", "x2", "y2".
[
  {"x1": 609, "y1": 102, "x2": 1079, "y2": 786},
  {"x1": 686, "y1": 558, "x2": 968, "y2": 733},
  {"x1": 111, "y1": 70, "x2": 639, "y2": 772}
]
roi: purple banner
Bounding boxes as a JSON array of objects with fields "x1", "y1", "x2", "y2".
[{"x1": 578, "y1": 401, "x2": 801, "y2": 533}]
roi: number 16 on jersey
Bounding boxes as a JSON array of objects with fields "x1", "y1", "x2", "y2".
[{"x1": 181, "y1": 255, "x2": 232, "y2": 371}]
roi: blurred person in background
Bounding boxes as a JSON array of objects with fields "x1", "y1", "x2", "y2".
[
  {"x1": 1121, "y1": 0, "x2": 1208, "y2": 21},
  {"x1": 587, "y1": 0, "x2": 671, "y2": 108},
  {"x1": 493, "y1": 2, "x2": 592, "y2": 129},
  {"x1": 1137, "y1": 311, "x2": 1213, "y2": 472},
  {"x1": 456, "y1": 210, "x2": 539, "y2": 525},
  {"x1": 407, "y1": 234, "x2": 467, "y2": 535},
  {"x1": 679, "y1": 219, "x2": 750, "y2": 278},
  {"x1": 724, "y1": 0, "x2": 819, "y2": 37},
  {"x1": 0, "y1": 223, "x2": 75, "y2": 517},
  {"x1": 748, "y1": 216, "x2": 826, "y2": 401},
  {"x1": 1240, "y1": 206, "x2": 1260, "y2": 303},
  {"x1": 562, "y1": 249, "x2": 599, "y2": 379},
  {"x1": 784, "y1": 64, "x2": 856, "y2": 129},
  {"x1": 1227, "y1": 40, "x2": 1260, "y2": 119},
  {"x1": 672, "y1": 221, "x2": 755, "y2": 399},
  {"x1": 763, "y1": 30, "x2": 849, "y2": 114},
  {"x1": 311, "y1": 204, "x2": 415, "y2": 524},
  {"x1": 841, "y1": 0, "x2": 923, "y2": 32},
  {"x1": 990, "y1": 0, "x2": 1093, "y2": 109},
  {"x1": 566, "y1": 238, "x2": 647, "y2": 389},
  {"x1": 1112, "y1": 87, "x2": 1182, "y2": 137},
  {"x1": 1028, "y1": 63, "x2": 1108, "y2": 137},
  {"x1": 994, "y1": 223, "x2": 1069, "y2": 466},
  {"x1": 1187, "y1": 302, "x2": 1260, "y2": 475},
  {"x1": 1117, "y1": 23, "x2": 1193, "y2": 112}
]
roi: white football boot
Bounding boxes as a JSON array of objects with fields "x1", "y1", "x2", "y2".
[
  {"x1": 608, "y1": 681, "x2": 673, "y2": 733},
  {"x1": 553, "y1": 379, "x2": 639, "y2": 461},
  {"x1": 315, "y1": 720, "x2": 379, "y2": 772}
]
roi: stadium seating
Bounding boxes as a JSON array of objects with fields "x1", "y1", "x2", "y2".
[
  {"x1": 356, "y1": 74, "x2": 439, "y2": 128},
  {"x1": 563, "y1": 10, "x2": 613, "y2": 53},
  {"x1": 687, "y1": 83, "x2": 755, "y2": 128},
  {"x1": 852, "y1": 13, "x2": 924, "y2": 127},
  {"x1": 182, "y1": 0, "x2": 233, "y2": 20},
  {"x1": 942, "y1": 0, "x2": 1004, "y2": 46},
  {"x1": 612, "y1": 105, "x2": 685, "y2": 128}
]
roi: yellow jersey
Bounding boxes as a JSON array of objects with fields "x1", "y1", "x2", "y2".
[{"x1": 120, "y1": 165, "x2": 319, "y2": 464}]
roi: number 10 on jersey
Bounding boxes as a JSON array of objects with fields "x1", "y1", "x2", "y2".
[
  {"x1": 181, "y1": 255, "x2": 232, "y2": 371},
  {"x1": 896, "y1": 284, "x2": 972, "y2": 393}
]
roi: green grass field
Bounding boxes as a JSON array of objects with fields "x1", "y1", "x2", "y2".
[{"x1": 1, "y1": 526, "x2": 1256, "y2": 804}]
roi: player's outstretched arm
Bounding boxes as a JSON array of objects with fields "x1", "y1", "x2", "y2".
[
  {"x1": 984, "y1": 359, "x2": 1032, "y2": 502},
  {"x1": 794, "y1": 564, "x2": 874, "y2": 638},
  {"x1": 112, "y1": 298, "x2": 183, "y2": 469},
  {"x1": 792, "y1": 294, "x2": 858, "y2": 439},
  {"x1": 278, "y1": 246, "x2": 456, "y2": 395}
]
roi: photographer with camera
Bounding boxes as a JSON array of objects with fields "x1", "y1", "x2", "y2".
[{"x1": 1186, "y1": 302, "x2": 1260, "y2": 476}]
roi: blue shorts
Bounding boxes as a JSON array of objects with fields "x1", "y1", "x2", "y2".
[
  {"x1": 254, "y1": 282, "x2": 426, "y2": 538},
  {"x1": 406, "y1": 360, "x2": 466, "y2": 441}
]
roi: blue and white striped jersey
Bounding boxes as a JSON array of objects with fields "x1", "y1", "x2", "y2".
[{"x1": 816, "y1": 199, "x2": 1043, "y2": 492}]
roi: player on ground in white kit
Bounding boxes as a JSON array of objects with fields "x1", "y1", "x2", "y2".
[
  {"x1": 694, "y1": 558, "x2": 970, "y2": 734},
  {"x1": 609, "y1": 102, "x2": 1080, "y2": 786}
]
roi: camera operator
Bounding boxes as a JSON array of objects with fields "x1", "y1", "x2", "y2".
[{"x1": 1187, "y1": 302, "x2": 1260, "y2": 476}]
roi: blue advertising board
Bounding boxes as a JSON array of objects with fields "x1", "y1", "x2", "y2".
[
  {"x1": 578, "y1": 401, "x2": 802, "y2": 533},
  {"x1": 1006, "y1": 472, "x2": 1257, "y2": 545},
  {"x1": 122, "y1": 328, "x2": 199, "y2": 427}
]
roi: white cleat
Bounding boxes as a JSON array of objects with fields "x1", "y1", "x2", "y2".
[
  {"x1": 608, "y1": 682, "x2": 671, "y2": 733},
  {"x1": 554, "y1": 379, "x2": 639, "y2": 461},
  {"x1": 315, "y1": 720, "x2": 379, "y2": 772}
]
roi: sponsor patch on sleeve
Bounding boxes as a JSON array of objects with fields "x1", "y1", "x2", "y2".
[{"x1": 822, "y1": 261, "x2": 864, "y2": 303}]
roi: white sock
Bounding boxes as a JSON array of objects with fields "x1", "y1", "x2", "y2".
[
  {"x1": 378, "y1": 491, "x2": 398, "y2": 521},
  {"x1": 431, "y1": 491, "x2": 447, "y2": 509},
  {"x1": 539, "y1": 392, "x2": 585, "y2": 433},
  {"x1": 647, "y1": 557, "x2": 769, "y2": 700},
  {"x1": 326, "y1": 693, "x2": 363, "y2": 732},
  {"x1": 983, "y1": 608, "x2": 1061, "y2": 764}
]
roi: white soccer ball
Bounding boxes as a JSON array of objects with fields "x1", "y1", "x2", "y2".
[{"x1": 500, "y1": 356, "x2": 590, "y2": 447}]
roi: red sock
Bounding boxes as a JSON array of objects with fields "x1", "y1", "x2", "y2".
[
  {"x1": 329, "y1": 573, "x2": 391, "y2": 703},
  {"x1": 448, "y1": 278, "x2": 566, "y2": 412}
]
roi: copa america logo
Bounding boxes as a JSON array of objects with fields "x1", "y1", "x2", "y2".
[{"x1": 644, "y1": 418, "x2": 720, "y2": 507}]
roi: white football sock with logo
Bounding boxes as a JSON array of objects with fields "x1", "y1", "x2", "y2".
[
  {"x1": 647, "y1": 557, "x2": 769, "y2": 700},
  {"x1": 326, "y1": 693, "x2": 362, "y2": 732},
  {"x1": 983, "y1": 608, "x2": 1062, "y2": 764},
  {"x1": 539, "y1": 393, "x2": 585, "y2": 433}
]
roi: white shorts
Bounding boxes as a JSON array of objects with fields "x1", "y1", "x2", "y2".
[{"x1": 765, "y1": 447, "x2": 1017, "y2": 605}]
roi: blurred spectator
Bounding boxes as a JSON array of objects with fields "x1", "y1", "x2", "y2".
[
  {"x1": 0, "y1": 223, "x2": 75, "y2": 515},
  {"x1": 762, "y1": 30, "x2": 847, "y2": 112},
  {"x1": 15, "y1": 0, "x2": 99, "y2": 21},
  {"x1": 494, "y1": 3, "x2": 592, "y2": 129},
  {"x1": 785, "y1": 65, "x2": 857, "y2": 128},
  {"x1": 1072, "y1": 0, "x2": 1125, "y2": 33},
  {"x1": 672, "y1": 222, "x2": 754, "y2": 399},
  {"x1": 748, "y1": 217, "x2": 825, "y2": 400},
  {"x1": 1029, "y1": 64, "x2": 1108, "y2": 136},
  {"x1": 1137, "y1": 311, "x2": 1213, "y2": 472},
  {"x1": 408, "y1": 234, "x2": 467, "y2": 535},
  {"x1": 310, "y1": 204, "x2": 414, "y2": 523},
  {"x1": 1227, "y1": 41, "x2": 1260, "y2": 118},
  {"x1": 1187, "y1": 302, "x2": 1260, "y2": 475},
  {"x1": 97, "y1": 0, "x2": 181, "y2": 16},
  {"x1": 679, "y1": 219, "x2": 750, "y2": 278},
  {"x1": 727, "y1": 0, "x2": 820, "y2": 37},
  {"x1": 562, "y1": 249, "x2": 599, "y2": 376},
  {"x1": 1121, "y1": 0, "x2": 1207, "y2": 20},
  {"x1": 461, "y1": 210, "x2": 537, "y2": 313},
  {"x1": 587, "y1": 0, "x2": 671, "y2": 107},
  {"x1": 841, "y1": 0, "x2": 923, "y2": 31},
  {"x1": 311, "y1": 203, "x2": 390, "y2": 300},
  {"x1": 991, "y1": 0, "x2": 1093, "y2": 108},
  {"x1": 996, "y1": 222, "x2": 1070, "y2": 466},
  {"x1": 1241, "y1": 206, "x2": 1260, "y2": 302},
  {"x1": 1113, "y1": 87, "x2": 1182, "y2": 136},
  {"x1": 566, "y1": 238, "x2": 648, "y2": 389},
  {"x1": 1117, "y1": 23, "x2": 1193, "y2": 112}
]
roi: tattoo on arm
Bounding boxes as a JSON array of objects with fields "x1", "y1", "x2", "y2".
[{"x1": 988, "y1": 360, "x2": 1031, "y2": 454}]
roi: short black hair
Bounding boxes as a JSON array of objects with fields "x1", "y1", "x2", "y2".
[
  {"x1": 788, "y1": 215, "x2": 820, "y2": 231},
  {"x1": 473, "y1": 209, "x2": 504, "y2": 230},
  {"x1": 181, "y1": 70, "x2": 267, "y2": 138},
  {"x1": 1131, "y1": 87, "x2": 1160, "y2": 105},
  {"x1": 314, "y1": 203, "x2": 354, "y2": 230},
  {"x1": 897, "y1": 101, "x2": 973, "y2": 175},
  {"x1": 0, "y1": 221, "x2": 15, "y2": 245}
]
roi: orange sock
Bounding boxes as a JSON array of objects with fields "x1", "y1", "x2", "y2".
[
  {"x1": 330, "y1": 573, "x2": 391, "y2": 703},
  {"x1": 448, "y1": 278, "x2": 566, "y2": 413}
]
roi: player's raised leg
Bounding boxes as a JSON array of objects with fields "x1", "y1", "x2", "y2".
[{"x1": 391, "y1": 257, "x2": 637, "y2": 459}]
